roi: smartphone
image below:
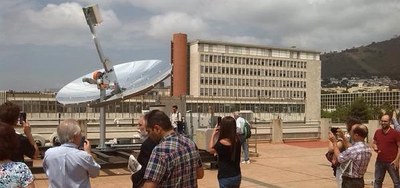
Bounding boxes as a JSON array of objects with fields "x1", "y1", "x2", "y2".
[
  {"x1": 78, "y1": 136, "x2": 86, "y2": 149},
  {"x1": 330, "y1": 127, "x2": 339, "y2": 134},
  {"x1": 217, "y1": 116, "x2": 222, "y2": 127},
  {"x1": 19, "y1": 112, "x2": 27, "y2": 125}
]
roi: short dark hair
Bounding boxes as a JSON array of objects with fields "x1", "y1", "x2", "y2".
[
  {"x1": 346, "y1": 116, "x2": 362, "y2": 132},
  {"x1": 145, "y1": 110, "x2": 173, "y2": 131},
  {"x1": 0, "y1": 101, "x2": 20, "y2": 125},
  {"x1": 353, "y1": 124, "x2": 368, "y2": 138},
  {"x1": 172, "y1": 105, "x2": 178, "y2": 109},
  {"x1": 0, "y1": 122, "x2": 19, "y2": 160}
]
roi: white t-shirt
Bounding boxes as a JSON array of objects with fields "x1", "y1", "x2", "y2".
[
  {"x1": 236, "y1": 117, "x2": 245, "y2": 134},
  {"x1": 170, "y1": 112, "x2": 181, "y2": 128}
]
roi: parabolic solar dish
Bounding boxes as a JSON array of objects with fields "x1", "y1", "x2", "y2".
[{"x1": 56, "y1": 59, "x2": 171, "y2": 106}]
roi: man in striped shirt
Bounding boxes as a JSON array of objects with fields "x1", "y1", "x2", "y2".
[
  {"x1": 142, "y1": 110, "x2": 204, "y2": 188},
  {"x1": 329, "y1": 124, "x2": 372, "y2": 188}
]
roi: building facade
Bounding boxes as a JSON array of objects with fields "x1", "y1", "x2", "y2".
[
  {"x1": 186, "y1": 39, "x2": 321, "y2": 121},
  {"x1": 321, "y1": 91, "x2": 400, "y2": 111}
]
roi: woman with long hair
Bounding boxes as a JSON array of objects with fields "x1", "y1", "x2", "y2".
[
  {"x1": 0, "y1": 122, "x2": 35, "y2": 187},
  {"x1": 208, "y1": 116, "x2": 241, "y2": 188}
]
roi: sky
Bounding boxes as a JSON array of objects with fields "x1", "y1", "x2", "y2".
[{"x1": 0, "y1": 0, "x2": 399, "y2": 91}]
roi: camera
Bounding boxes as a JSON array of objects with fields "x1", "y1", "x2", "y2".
[
  {"x1": 19, "y1": 111, "x2": 27, "y2": 125},
  {"x1": 330, "y1": 127, "x2": 339, "y2": 134}
]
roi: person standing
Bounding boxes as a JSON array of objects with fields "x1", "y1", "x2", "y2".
[
  {"x1": 326, "y1": 127, "x2": 346, "y2": 188},
  {"x1": 329, "y1": 124, "x2": 372, "y2": 188},
  {"x1": 0, "y1": 101, "x2": 39, "y2": 162},
  {"x1": 0, "y1": 122, "x2": 35, "y2": 188},
  {"x1": 131, "y1": 116, "x2": 158, "y2": 188},
  {"x1": 372, "y1": 114, "x2": 400, "y2": 188},
  {"x1": 170, "y1": 105, "x2": 183, "y2": 134},
  {"x1": 142, "y1": 110, "x2": 204, "y2": 187},
  {"x1": 209, "y1": 116, "x2": 242, "y2": 188},
  {"x1": 327, "y1": 116, "x2": 363, "y2": 188},
  {"x1": 43, "y1": 119, "x2": 100, "y2": 188},
  {"x1": 233, "y1": 111, "x2": 250, "y2": 164}
]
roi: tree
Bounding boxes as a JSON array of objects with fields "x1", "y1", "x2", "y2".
[
  {"x1": 329, "y1": 104, "x2": 350, "y2": 123},
  {"x1": 348, "y1": 97, "x2": 372, "y2": 122},
  {"x1": 320, "y1": 97, "x2": 394, "y2": 123}
]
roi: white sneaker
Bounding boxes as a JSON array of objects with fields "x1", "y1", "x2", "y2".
[
  {"x1": 241, "y1": 161, "x2": 246, "y2": 164},
  {"x1": 245, "y1": 160, "x2": 251, "y2": 164}
]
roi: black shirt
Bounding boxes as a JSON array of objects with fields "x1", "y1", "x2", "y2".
[
  {"x1": 10, "y1": 133, "x2": 36, "y2": 162},
  {"x1": 132, "y1": 138, "x2": 158, "y2": 188},
  {"x1": 214, "y1": 139, "x2": 241, "y2": 179}
]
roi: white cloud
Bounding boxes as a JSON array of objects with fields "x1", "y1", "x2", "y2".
[
  {"x1": 1, "y1": 2, "x2": 121, "y2": 47},
  {"x1": 1, "y1": 0, "x2": 400, "y2": 91},
  {"x1": 148, "y1": 12, "x2": 208, "y2": 40}
]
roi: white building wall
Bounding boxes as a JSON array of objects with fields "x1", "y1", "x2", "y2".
[
  {"x1": 305, "y1": 60, "x2": 321, "y2": 121},
  {"x1": 189, "y1": 43, "x2": 201, "y2": 97}
]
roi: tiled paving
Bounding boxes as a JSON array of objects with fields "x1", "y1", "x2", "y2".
[{"x1": 33, "y1": 141, "x2": 394, "y2": 187}]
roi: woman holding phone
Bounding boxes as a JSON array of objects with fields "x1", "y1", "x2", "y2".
[{"x1": 208, "y1": 116, "x2": 241, "y2": 188}]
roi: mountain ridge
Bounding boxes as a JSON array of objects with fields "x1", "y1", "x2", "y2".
[{"x1": 321, "y1": 35, "x2": 400, "y2": 80}]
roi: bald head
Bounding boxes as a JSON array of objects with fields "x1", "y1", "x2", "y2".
[
  {"x1": 351, "y1": 124, "x2": 368, "y2": 139},
  {"x1": 57, "y1": 119, "x2": 81, "y2": 144}
]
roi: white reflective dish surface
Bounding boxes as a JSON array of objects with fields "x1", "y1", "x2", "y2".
[{"x1": 56, "y1": 59, "x2": 171, "y2": 105}]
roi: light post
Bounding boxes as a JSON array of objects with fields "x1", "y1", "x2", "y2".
[{"x1": 197, "y1": 105, "x2": 201, "y2": 128}]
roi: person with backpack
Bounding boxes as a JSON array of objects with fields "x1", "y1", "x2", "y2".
[{"x1": 233, "y1": 111, "x2": 250, "y2": 164}]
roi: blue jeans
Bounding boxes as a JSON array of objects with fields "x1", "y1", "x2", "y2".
[
  {"x1": 218, "y1": 175, "x2": 241, "y2": 188},
  {"x1": 240, "y1": 136, "x2": 249, "y2": 161},
  {"x1": 374, "y1": 161, "x2": 400, "y2": 188}
]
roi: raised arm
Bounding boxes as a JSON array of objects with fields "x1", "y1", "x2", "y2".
[
  {"x1": 392, "y1": 111, "x2": 400, "y2": 132},
  {"x1": 23, "y1": 121, "x2": 39, "y2": 159},
  {"x1": 208, "y1": 127, "x2": 219, "y2": 154}
]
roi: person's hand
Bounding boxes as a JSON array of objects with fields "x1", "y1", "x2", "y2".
[
  {"x1": 328, "y1": 132, "x2": 337, "y2": 143},
  {"x1": 83, "y1": 139, "x2": 91, "y2": 153},
  {"x1": 22, "y1": 121, "x2": 32, "y2": 136},
  {"x1": 336, "y1": 128, "x2": 345, "y2": 140},
  {"x1": 391, "y1": 159, "x2": 399, "y2": 169},
  {"x1": 372, "y1": 145, "x2": 380, "y2": 153},
  {"x1": 213, "y1": 127, "x2": 219, "y2": 135},
  {"x1": 393, "y1": 110, "x2": 397, "y2": 119}
]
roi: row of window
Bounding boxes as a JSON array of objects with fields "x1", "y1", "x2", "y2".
[
  {"x1": 200, "y1": 54, "x2": 308, "y2": 68},
  {"x1": 187, "y1": 103, "x2": 305, "y2": 113},
  {"x1": 321, "y1": 92, "x2": 400, "y2": 109},
  {"x1": 201, "y1": 65, "x2": 306, "y2": 78},
  {"x1": 200, "y1": 77, "x2": 306, "y2": 88},
  {"x1": 201, "y1": 44, "x2": 318, "y2": 61},
  {"x1": 10, "y1": 99, "x2": 305, "y2": 114},
  {"x1": 200, "y1": 87, "x2": 305, "y2": 98}
]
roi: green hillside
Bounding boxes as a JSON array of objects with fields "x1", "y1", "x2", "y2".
[{"x1": 321, "y1": 36, "x2": 400, "y2": 80}]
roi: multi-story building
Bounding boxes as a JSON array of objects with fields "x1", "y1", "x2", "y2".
[
  {"x1": 321, "y1": 91, "x2": 400, "y2": 111},
  {"x1": 174, "y1": 34, "x2": 321, "y2": 122}
]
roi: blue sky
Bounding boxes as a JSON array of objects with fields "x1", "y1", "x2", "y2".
[{"x1": 1, "y1": 0, "x2": 399, "y2": 91}]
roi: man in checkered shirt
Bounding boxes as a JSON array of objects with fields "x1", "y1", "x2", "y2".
[
  {"x1": 142, "y1": 110, "x2": 204, "y2": 187},
  {"x1": 329, "y1": 124, "x2": 372, "y2": 188}
]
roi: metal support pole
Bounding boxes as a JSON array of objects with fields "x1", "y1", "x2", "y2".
[
  {"x1": 98, "y1": 89, "x2": 106, "y2": 149},
  {"x1": 189, "y1": 111, "x2": 193, "y2": 140}
]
